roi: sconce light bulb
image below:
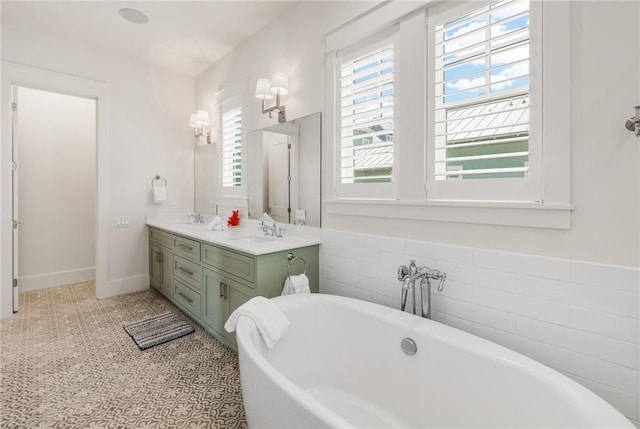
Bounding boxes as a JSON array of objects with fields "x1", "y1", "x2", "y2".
[
  {"x1": 255, "y1": 78, "x2": 274, "y2": 100},
  {"x1": 270, "y1": 72, "x2": 289, "y2": 96},
  {"x1": 195, "y1": 110, "x2": 210, "y2": 127}
]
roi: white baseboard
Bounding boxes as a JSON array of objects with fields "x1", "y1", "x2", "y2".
[
  {"x1": 101, "y1": 274, "x2": 149, "y2": 298},
  {"x1": 19, "y1": 267, "x2": 95, "y2": 292}
]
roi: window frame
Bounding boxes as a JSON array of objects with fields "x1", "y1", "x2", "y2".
[
  {"x1": 324, "y1": 0, "x2": 572, "y2": 229},
  {"x1": 426, "y1": 0, "x2": 543, "y2": 203}
]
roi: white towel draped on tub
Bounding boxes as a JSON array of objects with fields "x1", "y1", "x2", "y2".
[
  {"x1": 224, "y1": 296, "x2": 290, "y2": 348},
  {"x1": 281, "y1": 274, "x2": 310, "y2": 295}
]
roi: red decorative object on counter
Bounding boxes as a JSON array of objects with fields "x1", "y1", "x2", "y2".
[{"x1": 227, "y1": 210, "x2": 240, "y2": 226}]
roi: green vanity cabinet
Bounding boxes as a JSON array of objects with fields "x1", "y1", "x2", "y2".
[
  {"x1": 149, "y1": 229, "x2": 173, "y2": 299},
  {"x1": 200, "y1": 244, "x2": 319, "y2": 349},
  {"x1": 147, "y1": 225, "x2": 319, "y2": 350}
]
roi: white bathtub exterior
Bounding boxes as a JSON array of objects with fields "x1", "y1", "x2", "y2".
[{"x1": 235, "y1": 294, "x2": 634, "y2": 429}]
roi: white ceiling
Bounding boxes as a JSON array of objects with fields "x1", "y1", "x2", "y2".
[{"x1": 1, "y1": 1, "x2": 295, "y2": 76}]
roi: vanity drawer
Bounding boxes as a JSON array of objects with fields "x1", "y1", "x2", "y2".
[
  {"x1": 174, "y1": 279, "x2": 201, "y2": 318},
  {"x1": 173, "y1": 255, "x2": 202, "y2": 291},
  {"x1": 173, "y1": 235, "x2": 201, "y2": 262},
  {"x1": 202, "y1": 244, "x2": 256, "y2": 284},
  {"x1": 149, "y1": 227, "x2": 172, "y2": 249}
]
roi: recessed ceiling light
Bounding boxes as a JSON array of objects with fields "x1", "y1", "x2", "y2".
[{"x1": 119, "y1": 8, "x2": 149, "y2": 24}]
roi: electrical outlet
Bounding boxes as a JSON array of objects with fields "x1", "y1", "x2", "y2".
[
  {"x1": 114, "y1": 216, "x2": 130, "y2": 228},
  {"x1": 169, "y1": 202, "x2": 179, "y2": 208}
]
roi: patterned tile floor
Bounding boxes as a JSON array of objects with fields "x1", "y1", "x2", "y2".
[{"x1": 0, "y1": 282, "x2": 247, "y2": 429}]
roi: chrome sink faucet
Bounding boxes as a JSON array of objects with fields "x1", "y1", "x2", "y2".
[
  {"x1": 261, "y1": 221, "x2": 285, "y2": 238},
  {"x1": 397, "y1": 260, "x2": 446, "y2": 319},
  {"x1": 189, "y1": 213, "x2": 204, "y2": 223}
]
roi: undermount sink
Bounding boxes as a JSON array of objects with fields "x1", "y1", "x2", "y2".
[{"x1": 228, "y1": 235, "x2": 277, "y2": 244}]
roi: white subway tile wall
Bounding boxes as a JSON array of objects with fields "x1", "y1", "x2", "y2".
[{"x1": 319, "y1": 229, "x2": 640, "y2": 426}]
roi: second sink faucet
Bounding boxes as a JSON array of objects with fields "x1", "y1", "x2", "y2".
[{"x1": 260, "y1": 221, "x2": 285, "y2": 238}]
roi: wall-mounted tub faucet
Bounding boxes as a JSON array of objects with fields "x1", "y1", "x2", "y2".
[{"x1": 397, "y1": 260, "x2": 446, "y2": 319}]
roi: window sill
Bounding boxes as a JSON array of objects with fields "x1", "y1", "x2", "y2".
[{"x1": 324, "y1": 199, "x2": 573, "y2": 230}]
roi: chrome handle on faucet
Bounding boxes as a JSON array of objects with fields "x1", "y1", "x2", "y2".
[
  {"x1": 409, "y1": 260, "x2": 417, "y2": 276},
  {"x1": 426, "y1": 269, "x2": 447, "y2": 292},
  {"x1": 397, "y1": 265, "x2": 409, "y2": 281}
]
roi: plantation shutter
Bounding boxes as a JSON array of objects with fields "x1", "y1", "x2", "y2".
[
  {"x1": 339, "y1": 39, "x2": 394, "y2": 185},
  {"x1": 221, "y1": 107, "x2": 242, "y2": 188},
  {"x1": 434, "y1": 0, "x2": 530, "y2": 181}
]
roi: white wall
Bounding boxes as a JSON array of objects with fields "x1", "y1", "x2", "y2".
[
  {"x1": 195, "y1": 2, "x2": 640, "y2": 424},
  {"x1": 196, "y1": 0, "x2": 640, "y2": 268},
  {"x1": 17, "y1": 87, "x2": 96, "y2": 290},
  {"x1": 1, "y1": 23, "x2": 195, "y2": 316}
]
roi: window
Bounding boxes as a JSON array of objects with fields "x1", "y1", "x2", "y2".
[
  {"x1": 221, "y1": 106, "x2": 243, "y2": 190},
  {"x1": 325, "y1": 1, "x2": 571, "y2": 228},
  {"x1": 428, "y1": 0, "x2": 540, "y2": 202},
  {"x1": 340, "y1": 40, "x2": 394, "y2": 184},
  {"x1": 336, "y1": 33, "x2": 397, "y2": 198},
  {"x1": 435, "y1": 0, "x2": 530, "y2": 180}
]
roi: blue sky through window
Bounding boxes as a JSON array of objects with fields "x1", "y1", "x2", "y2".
[{"x1": 441, "y1": 0, "x2": 529, "y2": 104}]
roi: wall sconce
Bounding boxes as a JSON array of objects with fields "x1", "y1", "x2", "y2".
[
  {"x1": 189, "y1": 110, "x2": 210, "y2": 141},
  {"x1": 625, "y1": 105, "x2": 640, "y2": 138},
  {"x1": 255, "y1": 72, "x2": 288, "y2": 123}
]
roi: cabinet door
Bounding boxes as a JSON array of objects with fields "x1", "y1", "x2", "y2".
[
  {"x1": 149, "y1": 243, "x2": 161, "y2": 289},
  {"x1": 159, "y1": 247, "x2": 173, "y2": 298},
  {"x1": 224, "y1": 277, "x2": 254, "y2": 342},
  {"x1": 202, "y1": 267, "x2": 228, "y2": 332}
]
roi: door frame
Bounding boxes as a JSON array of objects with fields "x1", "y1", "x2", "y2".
[{"x1": 0, "y1": 61, "x2": 109, "y2": 318}]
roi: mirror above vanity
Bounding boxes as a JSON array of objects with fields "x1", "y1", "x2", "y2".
[
  {"x1": 194, "y1": 112, "x2": 321, "y2": 228},
  {"x1": 247, "y1": 112, "x2": 321, "y2": 227}
]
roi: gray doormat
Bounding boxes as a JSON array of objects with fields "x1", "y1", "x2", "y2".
[{"x1": 124, "y1": 312, "x2": 194, "y2": 350}]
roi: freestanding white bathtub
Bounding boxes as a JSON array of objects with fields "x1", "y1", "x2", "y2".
[{"x1": 235, "y1": 294, "x2": 634, "y2": 429}]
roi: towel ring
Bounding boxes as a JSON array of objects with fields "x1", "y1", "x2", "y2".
[
  {"x1": 151, "y1": 175, "x2": 167, "y2": 187},
  {"x1": 286, "y1": 253, "x2": 307, "y2": 277}
]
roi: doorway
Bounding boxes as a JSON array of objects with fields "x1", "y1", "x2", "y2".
[
  {"x1": 1, "y1": 61, "x2": 109, "y2": 319},
  {"x1": 12, "y1": 87, "x2": 97, "y2": 310}
]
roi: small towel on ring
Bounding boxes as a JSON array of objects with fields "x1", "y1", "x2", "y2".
[
  {"x1": 152, "y1": 185, "x2": 167, "y2": 203},
  {"x1": 224, "y1": 296, "x2": 290, "y2": 348},
  {"x1": 281, "y1": 274, "x2": 310, "y2": 295}
]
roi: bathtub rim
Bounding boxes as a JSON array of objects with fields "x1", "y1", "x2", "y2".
[{"x1": 235, "y1": 293, "x2": 635, "y2": 429}]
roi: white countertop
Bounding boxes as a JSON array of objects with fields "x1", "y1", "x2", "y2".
[{"x1": 146, "y1": 214, "x2": 322, "y2": 256}]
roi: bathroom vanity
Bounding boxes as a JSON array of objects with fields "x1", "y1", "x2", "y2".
[{"x1": 147, "y1": 220, "x2": 320, "y2": 350}]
